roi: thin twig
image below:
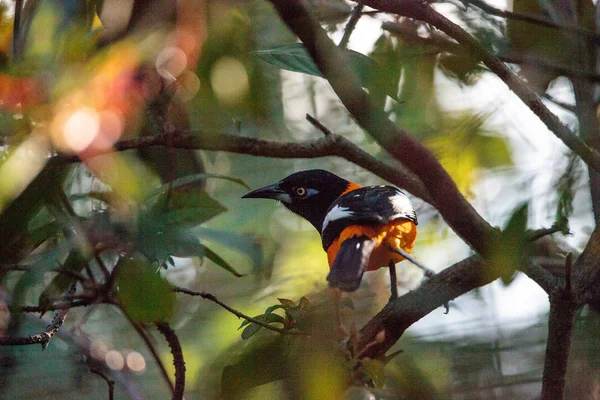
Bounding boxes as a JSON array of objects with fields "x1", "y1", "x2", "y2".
[
  {"x1": 306, "y1": 113, "x2": 333, "y2": 136},
  {"x1": 173, "y1": 286, "x2": 305, "y2": 335},
  {"x1": 339, "y1": 0, "x2": 365, "y2": 48},
  {"x1": 90, "y1": 368, "x2": 115, "y2": 400},
  {"x1": 155, "y1": 323, "x2": 186, "y2": 400},
  {"x1": 0, "y1": 286, "x2": 75, "y2": 349},
  {"x1": 120, "y1": 307, "x2": 176, "y2": 396}
]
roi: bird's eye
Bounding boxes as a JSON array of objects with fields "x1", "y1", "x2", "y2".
[{"x1": 295, "y1": 187, "x2": 307, "y2": 198}]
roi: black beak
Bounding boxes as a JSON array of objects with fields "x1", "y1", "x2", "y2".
[{"x1": 242, "y1": 183, "x2": 291, "y2": 203}]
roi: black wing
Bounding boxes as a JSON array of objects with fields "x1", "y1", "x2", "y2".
[{"x1": 321, "y1": 185, "x2": 417, "y2": 249}]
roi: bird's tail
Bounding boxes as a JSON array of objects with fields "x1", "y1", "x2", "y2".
[{"x1": 326, "y1": 235, "x2": 376, "y2": 292}]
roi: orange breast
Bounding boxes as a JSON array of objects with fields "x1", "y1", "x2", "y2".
[{"x1": 326, "y1": 219, "x2": 417, "y2": 271}]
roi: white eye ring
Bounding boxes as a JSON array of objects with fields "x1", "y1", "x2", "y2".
[{"x1": 295, "y1": 187, "x2": 307, "y2": 197}]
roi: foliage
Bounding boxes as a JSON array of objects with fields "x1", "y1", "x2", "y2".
[{"x1": 0, "y1": 0, "x2": 598, "y2": 399}]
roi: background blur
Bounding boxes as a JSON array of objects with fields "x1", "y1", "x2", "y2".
[{"x1": 0, "y1": 0, "x2": 597, "y2": 399}]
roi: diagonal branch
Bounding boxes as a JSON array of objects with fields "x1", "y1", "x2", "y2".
[{"x1": 357, "y1": 0, "x2": 600, "y2": 171}]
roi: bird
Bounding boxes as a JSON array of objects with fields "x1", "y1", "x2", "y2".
[{"x1": 242, "y1": 169, "x2": 424, "y2": 299}]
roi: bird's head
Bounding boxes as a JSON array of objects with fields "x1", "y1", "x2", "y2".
[{"x1": 242, "y1": 169, "x2": 358, "y2": 231}]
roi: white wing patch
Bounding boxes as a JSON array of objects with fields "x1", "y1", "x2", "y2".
[
  {"x1": 390, "y1": 192, "x2": 413, "y2": 214},
  {"x1": 322, "y1": 205, "x2": 354, "y2": 231}
]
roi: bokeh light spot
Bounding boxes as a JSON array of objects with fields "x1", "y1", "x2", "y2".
[
  {"x1": 126, "y1": 351, "x2": 146, "y2": 373},
  {"x1": 210, "y1": 57, "x2": 249, "y2": 106},
  {"x1": 156, "y1": 47, "x2": 188, "y2": 81},
  {"x1": 63, "y1": 108, "x2": 100, "y2": 152},
  {"x1": 105, "y1": 350, "x2": 125, "y2": 370},
  {"x1": 90, "y1": 340, "x2": 109, "y2": 361},
  {"x1": 176, "y1": 71, "x2": 201, "y2": 102}
]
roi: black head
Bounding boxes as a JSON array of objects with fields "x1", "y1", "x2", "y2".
[{"x1": 242, "y1": 169, "x2": 351, "y2": 231}]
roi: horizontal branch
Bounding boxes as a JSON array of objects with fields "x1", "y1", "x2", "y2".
[{"x1": 56, "y1": 131, "x2": 434, "y2": 204}]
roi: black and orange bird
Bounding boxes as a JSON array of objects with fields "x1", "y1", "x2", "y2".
[{"x1": 243, "y1": 170, "x2": 422, "y2": 299}]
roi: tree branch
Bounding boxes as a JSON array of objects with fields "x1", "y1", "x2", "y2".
[
  {"x1": 90, "y1": 368, "x2": 115, "y2": 400},
  {"x1": 120, "y1": 307, "x2": 176, "y2": 396},
  {"x1": 267, "y1": 0, "x2": 496, "y2": 254},
  {"x1": 339, "y1": 0, "x2": 365, "y2": 48},
  {"x1": 56, "y1": 132, "x2": 434, "y2": 205},
  {"x1": 357, "y1": 255, "x2": 486, "y2": 358},
  {"x1": 173, "y1": 286, "x2": 304, "y2": 335},
  {"x1": 155, "y1": 323, "x2": 185, "y2": 400},
  {"x1": 0, "y1": 302, "x2": 71, "y2": 349},
  {"x1": 358, "y1": 0, "x2": 600, "y2": 171},
  {"x1": 540, "y1": 295, "x2": 577, "y2": 400}
]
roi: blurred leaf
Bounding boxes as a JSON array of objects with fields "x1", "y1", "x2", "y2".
[
  {"x1": 361, "y1": 359, "x2": 386, "y2": 388},
  {"x1": 149, "y1": 187, "x2": 227, "y2": 227},
  {"x1": 39, "y1": 250, "x2": 87, "y2": 311},
  {"x1": 555, "y1": 155, "x2": 581, "y2": 231},
  {"x1": 220, "y1": 335, "x2": 306, "y2": 400},
  {"x1": 194, "y1": 227, "x2": 263, "y2": 273},
  {"x1": 146, "y1": 173, "x2": 251, "y2": 201},
  {"x1": 0, "y1": 164, "x2": 68, "y2": 263},
  {"x1": 203, "y1": 245, "x2": 244, "y2": 277},
  {"x1": 253, "y1": 43, "x2": 376, "y2": 88},
  {"x1": 424, "y1": 113, "x2": 512, "y2": 195},
  {"x1": 368, "y1": 32, "x2": 402, "y2": 106},
  {"x1": 488, "y1": 203, "x2": 529, "y2": 283},
  {"x1": 115, "y1": 256, "x2": 176, "y2": 323},
  {"x1": 438, "y1": 53, "x2": 483, "y2": 86}
]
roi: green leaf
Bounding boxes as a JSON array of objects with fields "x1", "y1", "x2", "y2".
[
  {"x1": 194, "y1": 227, "x2": 263, "y2": 273},
  {"x1": 145, "y1": 173, "x2": 251, "y2": 201},
  {"x1": 148, "y1": 187, "x2": 227, "y2": 227},
  {"x1": 202, "y1": 245, "x2": 244, "y2": 277},
  {"x1": 115, "y1": 256, "x2": 176, "y2": 323},
  {"x1": 241, "y1": 314, "x2": 286, "y2": 340},
  {"x1": 488, "y1": 203, "x2": 529, "y2": 283},
  {"x1": 0, "y1": 164, "x2": 68, "y2": 263},
  {"x1": 238, "y1": 305, "x2": 284, "y2": 329},
  {"x1": 253, "y1": 43, "x2": 376, "y2": 87}
]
